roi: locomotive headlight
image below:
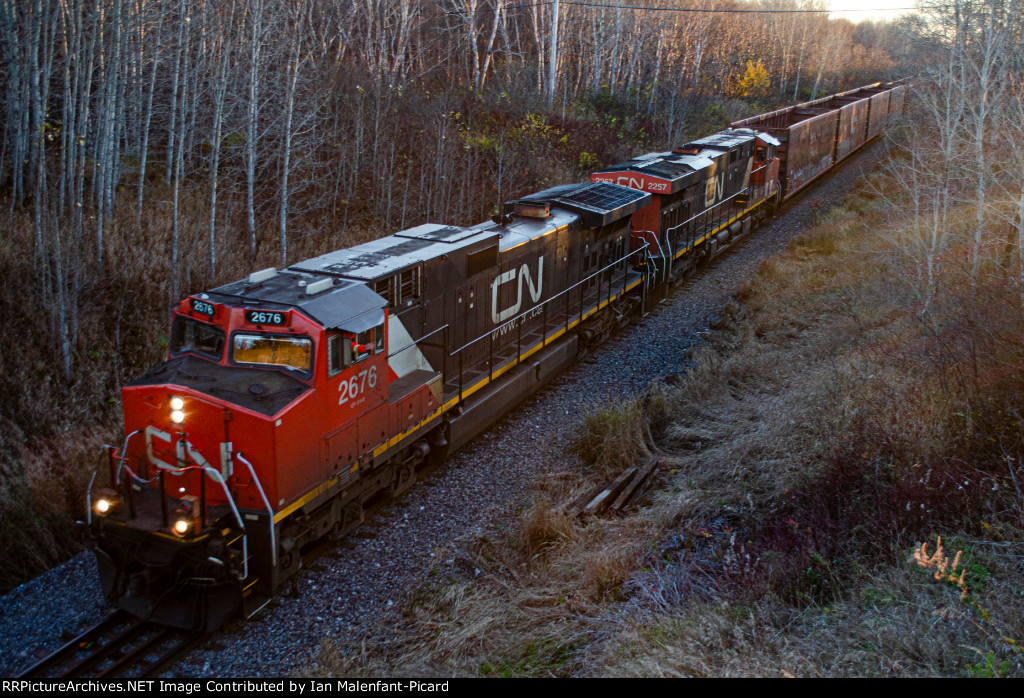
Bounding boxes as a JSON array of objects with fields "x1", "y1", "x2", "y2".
[
  {"x1": 94, "y1": 488, "x2": 118, "y2": 517},
  {"x1": 172, "y1": 495, "x2": 199, "y2": 538},
  {"x1": 170, "y1": 397, "x2": 185, "y2": 424}
]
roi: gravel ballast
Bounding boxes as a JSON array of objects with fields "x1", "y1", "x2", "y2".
[{"x1": 0, "y1": 142, "x2": 887, "y2": 678}]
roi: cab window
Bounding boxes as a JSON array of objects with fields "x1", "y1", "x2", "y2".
[
  {"x1": 328, "y1": 323, "x2": 385, "y2": 372},
  {"x1": 171, "y1": 317, "x2": 225, "y2": 359},
  {"x1": 328, "y1": 334, "x2": 344, "y2": 376},
  {"x1": 232, "y1": 333, "x2": 312, "y2": 373},
  {"x1": 349, "y1": 330, "x2": 374, "y2": 364}
]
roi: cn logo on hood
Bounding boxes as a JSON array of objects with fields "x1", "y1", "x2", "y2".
[{"x1": 491, "y1": 257, "x2": 543, "y2": 324}]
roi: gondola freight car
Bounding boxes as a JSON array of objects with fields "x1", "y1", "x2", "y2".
[{"x1": 731, "y1": 80, "x2": 906, "y2": 201}]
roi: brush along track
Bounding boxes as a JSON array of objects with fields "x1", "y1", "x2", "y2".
[{"x1": 0, "y1": 139, "x2": 890, "y2": 678}]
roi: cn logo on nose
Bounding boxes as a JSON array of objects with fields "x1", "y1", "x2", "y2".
[{"x1": 491, "y1": 257, "x2": 543, "y2": 324}]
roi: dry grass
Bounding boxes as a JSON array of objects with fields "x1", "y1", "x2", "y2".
[
  {"x1": 519, "y1": 493, "x2": 578, "y2": 556},
  {"x1": 307, "y1": 163, "x2": 1024, "y2": 677},
  {"x1": 568, "y1": 397, "x2": 655, "y2": 480},
  {"x1": 601, "y1": 559, "x2": 1023, "y2": 677}
]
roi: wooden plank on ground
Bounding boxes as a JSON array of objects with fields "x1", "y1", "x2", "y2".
[
  {"x1": 583, "y1": 467, "x2": 637, "y2": 515},
  {"x1": 609, "y1": 460, "x2": 659, "y2": 513},
  {"x1": 568, "y1": 483, "x2": 607, "y2": 516}
]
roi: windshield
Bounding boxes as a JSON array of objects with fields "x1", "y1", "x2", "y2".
[
  {"x1": 232, "y1": 333, "x2": 312, "y2": 373},
  {"x1": 171, "y1": 318, "x2": 225, "y2": 359}
]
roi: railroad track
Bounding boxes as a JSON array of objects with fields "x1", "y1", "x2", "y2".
[{"x1": 16, "y1": 610, "x2": 206, "y2": 678}]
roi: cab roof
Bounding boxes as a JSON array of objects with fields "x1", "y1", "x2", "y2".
[
  {"x1": 204, "y1": 271, "x2": 386, "y2": 331},
  {"x1": 683, "y1": 130, "x2": 757, "y2": 151}
]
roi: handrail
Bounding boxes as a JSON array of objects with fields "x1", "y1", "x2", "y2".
[
  {"x1": 88, "y1": 443, "x2": 131, "y2": 524},
  {"x1": 386, "y1": 322, "x2": 450, "y2": 360},
  {"x1": 666, "y1": 164, "x2": 767, "y2": 237},
  {"x1": 86, "y1": 453, "x2": 102, "y2": 526},
  {"x1": 664, "y1": 232, "x2": 673, "y2": 282},
  {"x1": 97, "y1": 426, "x2": 262, "y2": 581},
  {"x1": 235, "y1": 452, "x2": 274, "y2": 571},
  {"x1": 450, "y1": 241, "x2": 650, "y2": 357},
  {"x1": 113, "y1": 429, "x2": 142, "y2": 487},
  {"x1": 634, "y1": 230, "x2": 665, "y2": 281},
  {"x1": 654, "y1": 165, "x2": 775, "y2": 265},
  {"x1": 145, "y1": 439, "x2": 246, "y2": 530},
  {"x1": 110, "y1": 432, "x2": 250, "y2": 577},
  {"x1": 148, "y1": 438, "x2": 248, "y2": 572}
]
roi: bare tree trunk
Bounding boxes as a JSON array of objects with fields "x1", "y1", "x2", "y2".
[
  {"x1": 608, "y1": 7, "x2": 621, "y2": 95},
  {"x1": 529, "y1": 3, "x2": 545, "y2": 94},
  {"x1": 968, "y1": 5, "x2": 1007, "y2": 280},
  {"x1": 74, "y1": 6, "x2": 100, "y2": 247},
  {"x1": 136, "y1": 6, "x2": 164, "y2": 221},
  {"x1": 279, "y1": 45, "x2": 301, "y2": 267},
  {"x1": 0, "y1": 0, "x2": 27, "y2": 207},
  {"x1": 96, "y1": 0, "x2": 126, "y2": 264},
  {"x1": 27, "y1": 0, "x2": 45, "y2": 259},
  {"x1": 809, "y1": 23, "x2": 836, "y2": 101},
  {"x1": 691, "y1": 3, "x2": 714, "y2": 91},
  {"x1": 792, "y1": 20, "x2": 808, "y2": 101},
  {"x1": 1016, "y1": 189, "x2": 1024, "y2": 309},
  {"x1": 588, "y1": 8, "x2": 601, "y2": 93},
  {"x1": 246, "y1": 0, "x2": 265, "y2": 259},
  {"x1": 166, "y1": 0, "x2": 186, "y2": 186},
  {"x1": 479, "y1": 0, "x2": 504, "y2": 94},
  {"x1": 461, "y1": 0, "x2": 481, "y2": 92},
  {"x1": 647, "y1": 28, "x2": 663, "y2": 115},
  {"x1": 170, "y1": 1, "x2": 192, "y2": 304},
  {"x1": 57, "y1": 0, "x2": 78, "y2": 215},
  {"x1": 207, "y1": 0, "x2": 236, "y2": 277}
]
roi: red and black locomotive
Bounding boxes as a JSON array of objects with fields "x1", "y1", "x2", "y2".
[{"x1": 88, "y1": 81, "x2": 905, "y2": 630}]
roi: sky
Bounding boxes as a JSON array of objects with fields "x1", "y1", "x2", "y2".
[{"x1": 829, "y1": 0, "x2": 917, "y2": 23}]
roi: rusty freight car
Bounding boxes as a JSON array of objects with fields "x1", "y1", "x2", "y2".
[{"x1": 731, "y1": 81, "x2": 905, "y2": 200}]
